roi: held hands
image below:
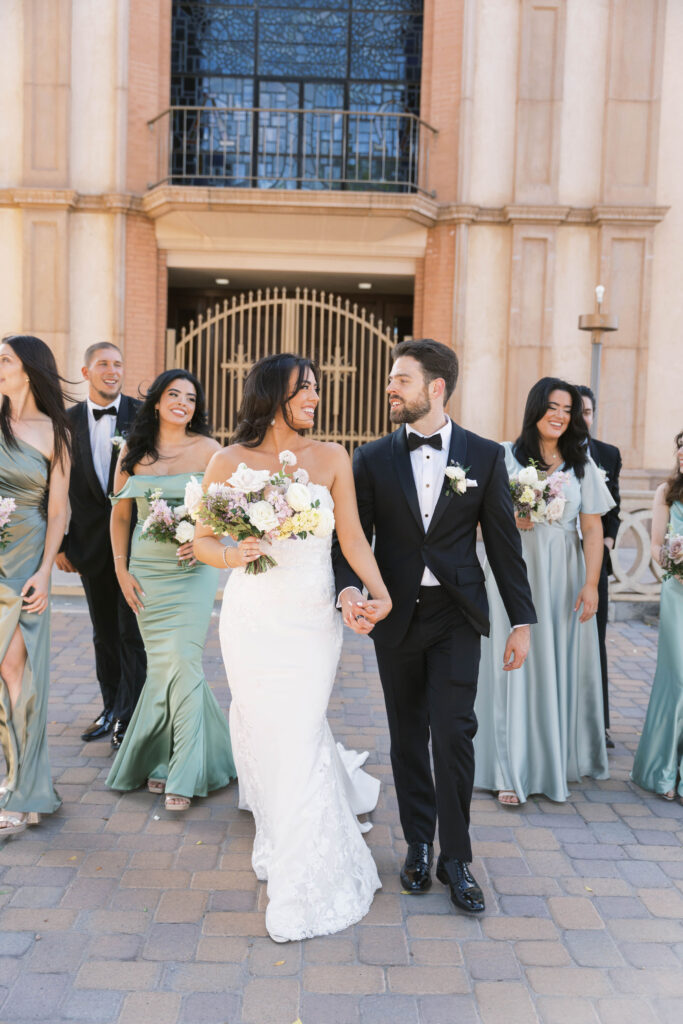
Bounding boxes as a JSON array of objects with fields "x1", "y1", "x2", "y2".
[
  {"x1": 502, "y1": 624, "x2": 530, "y2": 671},
  {"x1": 340, "y1": 587, "x2": 392, "y2": 635},
  {"x1": 116, "y1": 565, "x2": 145, "y2": 614},
  {"x1": 21, "y1": 568, "x2": 50, "y2": 615},
  {"x1": 574, "y1": 583, "x2": 599, "y2": 623}
]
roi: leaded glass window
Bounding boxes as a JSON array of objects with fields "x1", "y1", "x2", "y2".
[{"x1": 170, "y1": 0, "x2": 424, "y2": 190}]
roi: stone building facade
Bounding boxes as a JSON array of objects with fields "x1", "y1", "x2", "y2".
[{"x1": 0, "y1": 0, "x2": 680, "y2": 478}]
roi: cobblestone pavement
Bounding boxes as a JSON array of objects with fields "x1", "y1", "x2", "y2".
[{"x1": 0, "y1": 601, "x2": 681, "y2": 1024}]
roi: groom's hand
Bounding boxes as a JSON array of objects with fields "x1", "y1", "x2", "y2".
[
  {"x1": 502, "y1": 625, "x2": 530, "y2": 671},
  {"x1": 340, "y1": 587, "x2": 374, "y2": 635}
]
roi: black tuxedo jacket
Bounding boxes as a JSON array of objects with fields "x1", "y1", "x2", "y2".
[
  {"x1": 62, "y1": 395, "x2": 141, "y2": 576},
  {"x1": 588, "y1": 437, "x2": 622, "y2": 544},
  {"x1": 333, "y1": 421, "x2": 537, "y2": 647}
]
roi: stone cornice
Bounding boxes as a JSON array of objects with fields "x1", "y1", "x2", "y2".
[
  {"x1": 437, "y1": 203, "x2": 670, "y2": 226},
  {"x1": 0, "y1": 188, "x2": 145, "y2": 214},
  {"x1": 0, "y1": 186, "x2": 670, "y2": 229},
  {"x1": 140, "y1": 185, "x2": 439, "y2": 226}
]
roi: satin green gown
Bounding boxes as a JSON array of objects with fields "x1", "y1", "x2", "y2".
[
  {"x1": 0, "y1": 435, "x2": 61, "y2": 814},
  {"x1": 474, "y1": 445, "x2": 615, "y2": 803},
  {"x1": 106, "y1": 473, "x2": 235, "y2": 798},
  {"x1": 631, "y1": 501, "x2": 683, "y2": 797}
]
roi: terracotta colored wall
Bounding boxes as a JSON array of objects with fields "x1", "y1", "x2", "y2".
[{"x1": 124, "y1": 215, "x2": 167, "y2": 390}]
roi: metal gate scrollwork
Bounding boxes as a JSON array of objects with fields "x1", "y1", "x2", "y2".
[{"x1": 167, "y1": 287, "x2": 397, "y2": 452}]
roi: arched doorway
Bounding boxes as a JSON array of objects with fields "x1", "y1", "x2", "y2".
[{"x1": 167, "y1": 287, "x2": 398, "y2": 452}]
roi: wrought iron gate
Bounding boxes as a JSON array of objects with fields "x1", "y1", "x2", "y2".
[{"x1": 166, "y1": 287, "x2": 398, "y2": 452}]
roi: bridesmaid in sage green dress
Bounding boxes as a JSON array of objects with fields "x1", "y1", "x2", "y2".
[
  {"x1": 106, "y1": 370, "x2": 235, "y2": 811},
  {"x1": 632, "y1": 432, "x2": 683, "y2": 801},
  {"x1": 0, "y1": 336, "x2": 71, "y2": 836},
  {"x1": 474, "y1": 378, "x2": 614, "y2": 805}
]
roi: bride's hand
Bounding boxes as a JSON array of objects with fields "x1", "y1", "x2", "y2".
[{"x1": 236, "y1": 537, "x2": 262, "y2": 567}]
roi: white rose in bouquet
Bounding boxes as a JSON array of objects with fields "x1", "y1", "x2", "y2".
[
  {"x1": 293, "y1": 467, "x2": 310, "y2": 485},
  {"x1": 530, "y1": 499, "x2": 547, "y2": 523},
  {"x1": 312, "y1": 506, "x2": 335, "y2": 538},
  {"x1": 545, "y1": 497, "x2": 565, "y2": 522},
  {"x1": 174, "y1": 520, "x2": 195, "y2": 544},
  {"x1": 174, "y1": 504, "x2": 188, "y2": 519},
  {"x1": 278, "y1": 450, "x2": 297, "y2": 467},
  {"x1": 246, "y1": 500, "x2": 279, "y2": 534},
  {"x1": 228, "y1": 463, "x2": 272, "y2": 493},
  {"x1": 286, "y1": 481, "x2": 312, "y2": 512},
  {"x1": 518, "y1": 465, "x2": 540, "y2": 487}
]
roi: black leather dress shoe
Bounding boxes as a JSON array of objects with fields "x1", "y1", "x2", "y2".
[
  {"x1": 110, "y1": 719, "x2": 128, "y2": 750},
  {"x1": 81, "y1": 709, "x2": 113, "y2": 742},
  {"x1": 400, "y1": 842, "x2": 433, "y2": 893},
  {"x1": 436, "y1": 855, "x2": 485, "y2": 913},
  {"x1": 605, "y1": 731, "x2": 615, "y2": 750}
]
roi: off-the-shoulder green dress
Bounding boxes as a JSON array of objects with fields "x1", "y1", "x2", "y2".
[
  {"x1": 0, "y1": 435, "x2": 61, "y2": 813},
  {"x1": 106, "y1": 473, "x2": 235, "y2": 798}
]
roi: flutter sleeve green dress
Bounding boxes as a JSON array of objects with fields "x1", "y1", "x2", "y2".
[
  {"x1": 631, "y1": 501, "x2": 683, "y2": 797},
  {"x1": 473, "y1": 445, "x2": 615, "y2": 803},
  {"x1": 0, "y1": 436, "x2": 61, "y2": 813},
  {"x1": 106, "y1": 472, "x2": 235, "y2": 798}
]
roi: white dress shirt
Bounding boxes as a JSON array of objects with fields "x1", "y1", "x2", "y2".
[
  {"x1": 87, "y1": 395, "x2": 121, "y2": 492},
  {"x1": 406, "y1": 419, "x2": 451, "y2": 587}
]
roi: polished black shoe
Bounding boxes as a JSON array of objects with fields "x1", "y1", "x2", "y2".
[
  {"x1": 605, "y1": 731, "x2": 615, "y2": 750},
  {"x1": 436, "y1": 855, "x2": 485, "y2": 913},
  {"x1": 400, "y1": 842, "x2": 433, "y2": 893},
  {"x1": 110, "y1": 719, "x2": 128, "y2": 750},
  {"x1": 81, "y1": 709, "x2": 113, "y2": 742}
]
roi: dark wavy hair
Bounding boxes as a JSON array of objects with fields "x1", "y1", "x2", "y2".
[
  {"x1": 121, "y1": 369, "x2": 212, "y2": 475},
  {"x1": 664, "y1": 430, "x2": 683, "y2": 506},
  {"x1": 0, "y1": 334, "x2": 73, "y2": 468},
  {"x1": 233, "y1": 353, "x2": 319, "y2": 447},
  {"x1": 512, "y1": 377, "x2": 589, "y2": 479},
  {"x1": 391, "y1": 338, "x2": 459, "y2": 403}
]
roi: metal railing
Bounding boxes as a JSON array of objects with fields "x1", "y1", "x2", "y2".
[{"x1": 148, "y1": 106, "x2": 437, "y2": 196}]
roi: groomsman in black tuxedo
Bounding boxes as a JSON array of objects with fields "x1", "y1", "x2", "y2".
[
  {"x1": 334, "y1": 340, "x2": 536, "y2": 914},
  {"x1": 578, "y1": 385, "x2": 622, "y2": 750},
  {"x1": 56, "y1": 343, "x2": 146, "y2": 749}
]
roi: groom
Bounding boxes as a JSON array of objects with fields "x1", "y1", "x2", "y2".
[{"x1": 334, "y1": 339, "x2": 536, "y2": 913}]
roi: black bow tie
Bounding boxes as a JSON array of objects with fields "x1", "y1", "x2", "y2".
[
  {"x1": 407, "y1": 431, "x2": 442, "y2": 452},
  {"x1": 92, "y1": 406, "x2": 117, "y2": 421}
]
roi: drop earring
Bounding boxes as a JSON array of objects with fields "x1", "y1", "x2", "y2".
[{"x1": 270, "y1": 418, "x2": 275, "y2": 426}]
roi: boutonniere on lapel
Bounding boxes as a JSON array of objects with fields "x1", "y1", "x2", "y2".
[
  {"x1": 444, "y1": 461, "x2": 477, "y2": 496},
  {"x1": 111, "y1": 430, "x2": 126, "y2": 452},
  {"x1": 597, "y1": 464, "x2": 609, "y2": 485}
]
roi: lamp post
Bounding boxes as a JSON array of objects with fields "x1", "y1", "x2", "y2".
[{"x1": 578, "y1": 285, "x2": 618, "y2": 435}]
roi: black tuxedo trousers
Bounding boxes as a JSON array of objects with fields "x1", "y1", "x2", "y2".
[{"x1": 375, "y1": 587, "x2": 481, "y2": 861}]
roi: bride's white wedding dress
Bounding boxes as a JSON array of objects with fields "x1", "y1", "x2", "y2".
[{"x1": 219, "y1": 483, "x2": 381, "y2": 942}]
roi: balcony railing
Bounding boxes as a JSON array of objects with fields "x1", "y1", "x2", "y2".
[{"x1": 148, "y1": 106, "x2": 438, "y2": 197}]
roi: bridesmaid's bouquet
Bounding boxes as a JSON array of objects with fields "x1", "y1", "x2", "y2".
[
  {"x1": 0, "y1": 495, "x2": 16, "y2": 549},
  {"x1": 185, "y1": 451, "x2": 335, "y2": 575},
  {"x1": 660, "y1": 526, "x2": 683, "y2": 583},
  {"x1": 140, "y1": 488, "x2": 196, "y2": 566},
  {"x1": 509, "y1": 461, "x2": 568, "y2": 526}
]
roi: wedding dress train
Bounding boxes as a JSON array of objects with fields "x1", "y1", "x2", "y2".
[{"x1": 219, "y1": 484, "x2": 381, "y2": 941}]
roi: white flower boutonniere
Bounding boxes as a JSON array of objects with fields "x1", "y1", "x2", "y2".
[
  {"x1": 597, "y1": 465, "x2": 609, "y2": 485},
  {"x1": 444, "y1": 462, "x2": 478, "y2": 496},
  {"x1": 111, "y1": 430, "x2": 126, "y2": 451}
]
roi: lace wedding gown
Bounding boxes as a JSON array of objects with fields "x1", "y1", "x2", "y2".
[{"x1": 219, "y1": 483, "x2": 381, "y2": 942}]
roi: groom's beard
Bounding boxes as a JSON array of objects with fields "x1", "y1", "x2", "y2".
[{"x1": 389, "y1": 388, "x2": 431, "y2": 425}]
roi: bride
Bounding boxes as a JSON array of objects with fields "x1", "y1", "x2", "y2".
[{"x1": 194, "y1": 353, "x2": 392, "y2": 942}]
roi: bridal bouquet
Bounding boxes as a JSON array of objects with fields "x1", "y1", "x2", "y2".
[
  {"x1": 660, "y1": 526, "x2": 683, "y2": 583},
  {"x1": 185, "y1": 450, "x2": 335, "y2": 575},
  {"x1": 140, "y1": 488, "x2": 196, "y2": 565},
  {"x1": 0, "y1": 495, "x2": 16, "y2": 550},
  {"x1": 509, "y1": 461, "x2": 568, "y2": 526}
]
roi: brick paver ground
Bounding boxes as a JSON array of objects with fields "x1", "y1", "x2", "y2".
[{"x1": 0, "y1": 600, "x2": 681, "y2": 1024}]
